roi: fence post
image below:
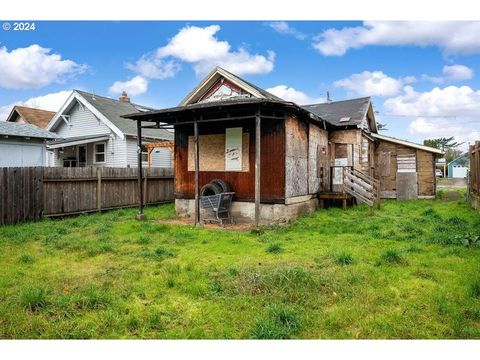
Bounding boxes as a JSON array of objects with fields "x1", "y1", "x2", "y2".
[
  {"x1": 143, "y1": 168, "x2": 148, "y2": 205},
  {"x1": 97, "y1": 168, "x2": 102, "y2": 211}
]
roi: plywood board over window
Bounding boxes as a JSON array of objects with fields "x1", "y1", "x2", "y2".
[
  {"x1": 187, "y1": 132, "x2": 249, "y2": 172},
  {"x1": 225, "y1": 127, "x2": 242, "y2": 171}
]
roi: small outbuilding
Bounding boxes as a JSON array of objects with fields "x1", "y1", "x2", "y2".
[
  {"x1": 372, "y1": 133, "x2": 443, "y2": 199},
  {"x1": 0, "y1": 121, "x2": 57, "y2": 167}
]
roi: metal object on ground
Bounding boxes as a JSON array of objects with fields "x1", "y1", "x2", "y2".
[{"x1": 200, "y1": 192, "x2": 235, "y2": 225}]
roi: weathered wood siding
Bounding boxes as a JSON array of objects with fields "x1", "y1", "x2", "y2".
[
  {"x1": 285, "y1": 116, "x2": 308, "y2": 198},
  {"x1": 0, "y1": 167, "x2": 174, "y2": 225},
  {"x1": 329, "y1": 129, "x2": 374, "y2": 176},
  {"x1": 308, "y1": 123, "x2": 329, "y2": 194},
  {"x1": 174, "y1": 118, "x2": 285, "y2": 203},
  {"x1": 0, "y1": 167, "x2": 43, "y2": 225},
  {"x1": 374, "y1": 140, "x2": 436, "y2": 198}
]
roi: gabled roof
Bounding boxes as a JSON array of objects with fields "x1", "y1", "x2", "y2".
[
  {"x1": 372, "y1": 133, "x2": 444, "y2": 154},
  {"x1": 47, "y1": 90, "x2": 173, "y2": 141},
  {"x1": 302, "y1": 97, "x2": 377, "y2": 132},
  {"x1": 179, "y1": 66, "x2": 282, "y2": 106},
  {"x1": 447, "y1": 153, "x2": 469, "y2": 166},
  {"x1": 0, "y1": 121, "x2": 57, "y2": 139},
  {"x1": 6, "y1": 105, "x2": 56, "y2": 128}
]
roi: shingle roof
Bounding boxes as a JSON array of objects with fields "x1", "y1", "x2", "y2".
[
  {"x1": 302, "y1": 97, "x2": 371, "y2": 127},
  {"x1": 0, "y1": 121, "x2": 58, "y2": 139},
  {"x1": 75, "y1": 90, "x2": 173, "y2": 140},
  {"x1": 7, "y1": 106, "x2": 56, "y2": 128}
]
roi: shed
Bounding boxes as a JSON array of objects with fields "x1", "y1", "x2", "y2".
[
  {"x1": 372, "y1": 133, "x2": 444, "y2": 199},
  {"x1": 447, "y1": 153, "x2": 469, "y2": 178},
  {"x1": 0, "y1": 121, "x2": 57, "y2": 167}
]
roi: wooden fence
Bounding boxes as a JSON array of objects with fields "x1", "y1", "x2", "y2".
[
  {"x1": 0, "y1": 167, "x2": 174, "y2": 225},
  {"x1": 469, "y1": 141, "x2": 480, "y2": 209}
]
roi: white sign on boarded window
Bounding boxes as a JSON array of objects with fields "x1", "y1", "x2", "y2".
[
  {"x1": 225, "y1": 127, "x2": 242, "y2": 171},
  {"x1": 333, "y1": 158, "x2": 348, "y2": 185}
]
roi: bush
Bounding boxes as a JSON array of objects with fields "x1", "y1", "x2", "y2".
[
  {"x1": 266, "y1": 243, "x2": 282, "y2": 254},
  {"x1": 336, "y1": 252, "x2": 354, "y2": 266}
]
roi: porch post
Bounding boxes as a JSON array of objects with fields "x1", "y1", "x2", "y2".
[
  {"x1": 255, "y1": 109, "x2": 261, "y2": 227},
  {"x1": 136, "y1": 119, "x2": 146, "y2": 220},
  {"x1": 194, "y1": 119, "x2": 201, "y2": 226}
]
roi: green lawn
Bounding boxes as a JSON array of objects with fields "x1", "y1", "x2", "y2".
[{"x1": 1, "y1": 195, "x2": 479, "y2": 339}]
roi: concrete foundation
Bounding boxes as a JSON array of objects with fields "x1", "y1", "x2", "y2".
[{"x1": 175, "y1": 197, "x2": 318, "y2": 225}]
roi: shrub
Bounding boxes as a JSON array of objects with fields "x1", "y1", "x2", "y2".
[
  {"x1": 336, "y1": 252, "x2": 354, "y2": 266},
  {"x1": 266, "y1": 243, "x2": 282, "y2": 254},
  {"x1": 19, "y1": 285, "x2": 49, "y2": 311}
]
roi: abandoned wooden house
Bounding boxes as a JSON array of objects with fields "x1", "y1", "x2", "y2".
[{"x1": 124, "y1": 67, "x2": 442, "y2": 224}]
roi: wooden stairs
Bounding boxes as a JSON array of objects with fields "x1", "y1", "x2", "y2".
[{"x1": 343, "y1": 168, "x2": 381, "y2": 209}]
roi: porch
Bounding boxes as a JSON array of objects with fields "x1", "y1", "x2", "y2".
[{"x1": 47, "y1": 134, "x2": 110, "y2": 167}]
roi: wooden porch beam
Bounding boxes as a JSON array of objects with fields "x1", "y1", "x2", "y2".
[
  {"x1": 194, "y1": 118, "x2": 201, "y2": 226},
  {"x1": 136, "y1": 119, "x2": 146, "y2": 220},
  {"x1": 255, "y1": 109, "x2": 261, "y2": 227}
]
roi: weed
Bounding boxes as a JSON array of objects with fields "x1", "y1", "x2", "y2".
[
  {"x1": 470, "y1": 279, "x2": 480, "y2": 299},
  {"x1": 251, "y1": 304, "x2": 300, "y2": 339},
  {"x1": 266, "y1": 243, "x2": 283, "y2": 254},
  {"x1": 17, "y1": 253, "x2": 35, "y2": 264},
  {"x1": 18, "y1": 285, "x2": 49, "y2": 311},
  {"x1": 336, "y1": 252, "x2": 354, "y2": 266},
  {"x1": 379, "y1": 250, "x2": 404, "y2": 265}
]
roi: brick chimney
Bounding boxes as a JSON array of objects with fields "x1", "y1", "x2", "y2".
[{"x1": 119, "y1": 91, "x2": 130, "y2": 103}]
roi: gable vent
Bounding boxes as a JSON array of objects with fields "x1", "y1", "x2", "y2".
[{"x1": 339, "y1": 117, "x2": 351, "y2": 123}]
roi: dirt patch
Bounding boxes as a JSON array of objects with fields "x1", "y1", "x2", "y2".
[{"x1": 155, "y1": 217, "x2": 254, "y2": 230}]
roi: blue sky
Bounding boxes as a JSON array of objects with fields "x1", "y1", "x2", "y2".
[{"x1": 1, "y1": 21, "x2": 479, "y2": 148}]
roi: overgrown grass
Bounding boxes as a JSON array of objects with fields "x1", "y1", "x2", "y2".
[{"x1": 1, "y1": 197, "x2": 480, "y2": 339}]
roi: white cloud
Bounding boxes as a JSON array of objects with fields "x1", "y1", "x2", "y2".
[
  {"x1": 313, "y1": 21, "x2": 480, "y2": 56},
  {"x1": 125, "y1": 56, "x2": 180, "y2": 80},
  {"x1": 267, "y1": 21, "x2": 306, "y2": 40},
  {"x1": 384, "y1": 85, "x2": 480, "y2": 149},
  {"x1": 108, "y1": 75, "x2": 148, "y2": 96},
  {"x1": 266, "y1": 85, "x2": 324, "y2": 105},
  {"x1": 127, "y1": 25, "x2": 274, "y2": 78},
  {"x1": 0, "y1": 90, "x2": 71, "y2": 121},
  {"x1": 334, "y1": 71, "x2": 414, "y2": 97},
  {"x1": 0, "y1": 45, "x2": 86, "y2": 89},
  {"x1": 442, "y1": 64, "x2": 474, "y2": 81},
  {"x1": 384, "y1": 85, "x2": 480, "y2": 117}
]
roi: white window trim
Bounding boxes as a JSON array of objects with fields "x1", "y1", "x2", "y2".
[{"x1": 93, "y1": 142, "x2": 107, "y2": 164}]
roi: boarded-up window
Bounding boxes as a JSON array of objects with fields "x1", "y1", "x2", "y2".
[
  {"x1": 397, "y1": 154, "x2": 416, "y2": 173},
  {"x1": 187, "y1": 132, "x2": 249, "y2": 172},
  {"x1": 378, "y1": 151, "x2": 391, "y2": 177},
  {"x1": 225, "y1": 127, "x2": 242, "y2": 171},
  {"x1": 360, "y1": 137, "x2": 369, "y2": 163}
]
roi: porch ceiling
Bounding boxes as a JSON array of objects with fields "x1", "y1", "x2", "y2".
[{"x1": 47, "y1": 134, "x2": 110, "y2": 149}]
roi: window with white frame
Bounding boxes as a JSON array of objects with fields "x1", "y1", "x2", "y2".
[{"x1": 94, "y1": 142, "x2": 106, "y2": 163}]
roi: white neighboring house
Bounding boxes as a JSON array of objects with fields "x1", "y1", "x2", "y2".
[
  {"x1": 0, "y1": 121, "x2": 57, "y2": 167},
  {"x1": 46, "y1": 90, "x2": 173, "y2": 168}
]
